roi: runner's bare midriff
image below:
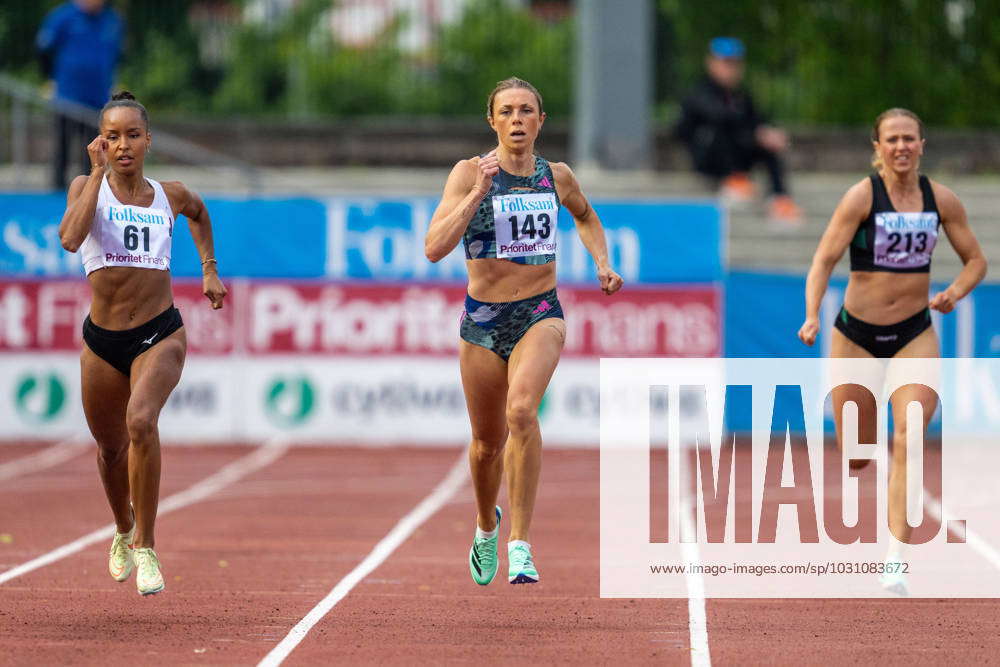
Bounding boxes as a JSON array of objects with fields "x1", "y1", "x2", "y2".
[
  {"x1": 844, "y1": 271, "x2": 931, "y2": 325},
  {"x1": 467, "y1": 258, "x2": 556, "y2": 302},
  {"x1": 87, "y1": 267, "x2": 174, "y2": 329}
]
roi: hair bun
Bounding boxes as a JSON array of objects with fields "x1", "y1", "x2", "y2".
[{"x1": 111, "y1": 90, "x2": 136, "y2": 102}]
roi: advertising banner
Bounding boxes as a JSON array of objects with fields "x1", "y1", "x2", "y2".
[
  {"x1": 0, "y1": 277, "x2": 721, "y2": 445},
  {"x1": 0, "y1": 354, "x2": 607, "y2": 446},
  {"x1": 0, "y1": 195, "x2": 722, "y2": 284},
  {"x1": 725, "y1": 271, "x2": 998, "y2": 358},
  {"x1": 0, "y1": 280, "x2": 237, "y2": 354},
  {"x1": 0, "y1": 279, "x2": 721, "y2": 358}
]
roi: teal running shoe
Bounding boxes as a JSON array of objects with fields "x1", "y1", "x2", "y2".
[
  {"x1": 469, "y1": 506, "x2": 501, "y2": 585},
  {"x1": 508, "y1": 542, "x2": 539, "y2": 584},
  {"x1": 879, "y1": 558, "x2": 908, "y2": 597}
]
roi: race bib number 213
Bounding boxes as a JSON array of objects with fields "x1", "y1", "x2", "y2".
[
  {"x1": 873, "y1": 212, "x2": 938, "y2": 269},
  {"x1": 492, "y1": 192, "x2": 558, "y2": 259}
]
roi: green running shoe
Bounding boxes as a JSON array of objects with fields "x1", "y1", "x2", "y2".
[
  {"x1": 134, "y1": 547, "x2": 165, "y2": 596},
  {"x1": 469, "y1": 506, "x2": 501, "y2": 585},
  {"x1": 508, "y1": 542, "x2": 539, "y2": 584}
]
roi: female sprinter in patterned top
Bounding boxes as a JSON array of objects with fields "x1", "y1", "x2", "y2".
[
  {"x1": 426, "y1": 77, "x2": 623, "y2": 586},
  {"x1": 58, "y1": 91, "x2": 227, "y2": 596},
  {"x1": 798, "y1": 108, "x2": 986, "y2": 594}
]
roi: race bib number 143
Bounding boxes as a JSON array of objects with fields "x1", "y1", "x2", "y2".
[{"x1": 492, "y1": 192, "x2": 559, "y2": 259}]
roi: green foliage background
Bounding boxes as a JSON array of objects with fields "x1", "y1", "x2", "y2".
[
  {"x1": 658, "y1": 0, "x2": 1000, "y2": 127},
  {"x1": 3, "y1": 0, "x2": 999, "y2": 126}
]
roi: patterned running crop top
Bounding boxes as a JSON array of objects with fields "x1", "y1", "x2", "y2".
[{"x1": 462, "y1": 155, "x2": 560, "y2": 265}]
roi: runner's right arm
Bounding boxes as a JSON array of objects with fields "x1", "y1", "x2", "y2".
[
  {"x1": 425, "y1": 151, "x2": 498, "y2": 262},
  {"x1": 59, "y1": 136, "x2": 108, "y2": 252},
  {"x1": 799, "y1": 178, "x2": 870, "y2": 345}
]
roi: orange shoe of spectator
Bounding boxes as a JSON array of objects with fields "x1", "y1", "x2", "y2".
[
  {"x1": 720, "y1": 172, "x2": 756, "y2": 203},
  {"x1": 768, "y1": 195, "x2": 804, "y2": 226}
]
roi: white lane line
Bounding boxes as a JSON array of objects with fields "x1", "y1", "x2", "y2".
[
  {"x1": 0, "y1": 438, "x2": 289, "y2": 586},
  {"x1": 924, "y1": 491, "x2": 1000, "y2": 571},
  {"x1": 258, "y1": 452, "x2": 468, "y2": 667},
  {"x1": 0, "y1": 439, "x2": 88, "y2": 482},
  {"x1": 679, "y1": 496, "x2": 711, "y2": 667}
]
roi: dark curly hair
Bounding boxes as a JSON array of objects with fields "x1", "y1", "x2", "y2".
[{"x1": 99, "y1": 90, "x2": 149, "y2": 129}]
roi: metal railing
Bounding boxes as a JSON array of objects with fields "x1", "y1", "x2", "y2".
[{"x1": 0, "y1": 73, "x2": 260, "y2": 192}]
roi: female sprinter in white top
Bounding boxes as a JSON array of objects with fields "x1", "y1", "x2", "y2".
[{"x1": 59, "y1": 91, "x2": 227, "y2": 595}]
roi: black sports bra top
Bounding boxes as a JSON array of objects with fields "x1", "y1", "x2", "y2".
[{"x1": 849, "y1": 174, "x2": 940, "y2": 273}]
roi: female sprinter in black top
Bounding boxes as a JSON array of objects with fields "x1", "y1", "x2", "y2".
[
  {"x1": 59, "y1": 91, "x2": 227, "y2": 595},
  {"x1": 799, "y1": 108, "x2": 986, "y2": 594},
  {"x1": 426, "y1": 77, "x2": 623, "y2": 586}
]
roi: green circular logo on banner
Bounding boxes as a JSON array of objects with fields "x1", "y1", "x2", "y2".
[
  {"x1": 537, "y1": 391, "x2": 551, "y2": 421},
  {"x1": 264, "y1": 376, "x2": 316, "y2": 428},
  {"x1": 15, "y1": 372, "x2": 67, "y2": 424}
]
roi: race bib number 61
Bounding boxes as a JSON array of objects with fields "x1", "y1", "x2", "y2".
[{"x1": 492, "y1": 192, "x2": 559, "y2": 259}]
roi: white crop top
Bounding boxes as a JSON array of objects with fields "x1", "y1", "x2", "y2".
[{"x1": 80, "y1": 175, "x2": 174, "y2": 275}]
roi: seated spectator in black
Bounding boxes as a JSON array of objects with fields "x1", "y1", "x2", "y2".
[{"x1": 676, "y1": 37, "x2": 802, "y2": 224}]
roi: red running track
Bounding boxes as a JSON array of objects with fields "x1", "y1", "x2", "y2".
[{"x1": 1, "y1": 442, "x2": 998, "y2": 666}]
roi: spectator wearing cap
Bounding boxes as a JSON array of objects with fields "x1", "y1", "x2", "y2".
[
  {"x1": 675, "y1": 37, "x2": 802, "y2": 224},
  {"x1": 36, "y1": 0, "x2": 124, "y2": 190}
]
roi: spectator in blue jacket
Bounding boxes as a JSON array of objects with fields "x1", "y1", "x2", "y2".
[{"x1": 36, "y1": 0, "x2": 124, "y2": 190}]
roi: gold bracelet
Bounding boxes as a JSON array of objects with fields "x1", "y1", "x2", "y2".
[{"x1": 201, "y1": 258, "x2": 218, "y2": 266}]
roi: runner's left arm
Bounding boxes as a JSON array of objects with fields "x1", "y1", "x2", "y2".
[
  {"x1": 552, "y1": 162, "x2": 623, "y2": 295},
  {"x1": 164, "y1": 181, "x2": 227, "y2": 310},
  {"x1": 930, "y1": 183, "x2": 987, "y2": 313}
]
